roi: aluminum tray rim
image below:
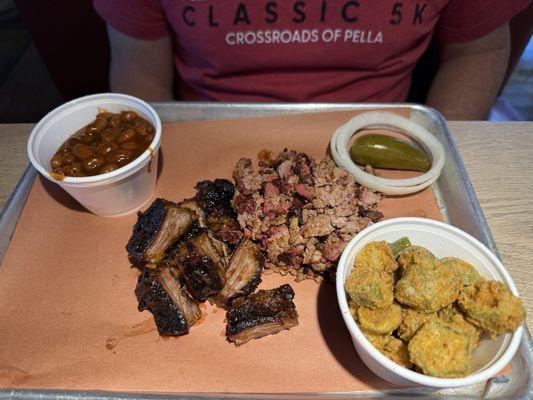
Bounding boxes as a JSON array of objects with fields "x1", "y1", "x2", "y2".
[{"x1": 0, "y1": 102, "x2": 530, "y2": 399}]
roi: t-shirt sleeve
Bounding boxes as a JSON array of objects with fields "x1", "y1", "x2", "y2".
[
  {"x1": 93, "y1": 0, "x2": 168, "y2": 40},
  {"x1": 436, "y1": 0, "x2": 531, "y2": 43}
]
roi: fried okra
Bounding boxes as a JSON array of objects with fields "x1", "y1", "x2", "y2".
[
  {"x1": 397, "y1": 246, "x2": 435, "y2": 273},
  {"x1": 408, "y1": 320, "x2": 472, "y2": 378},
  {"x1": 458, "y1": 281, "x2": 525, "y2": 338},
  {"x1": 357, "y1": 303, "x2": 403, "y2": 335},
  {"x1": 441, "y1": 257, "x2": 484, "y2": 287},
  {"x1": 365, "y1": 333, "x2": 413, "y2": 369},
  {"x1": 355, "y1": 241, "x2": 398, "y2": 273},
  {"x1": 345, "y1": 266, "x2": 394, "y2": 309},
  {"x1": 437, "y1": 303, "x2": 460, "y2": 322},
  {"x1": 447, "y1": 313, "x2": 481, "y2": 349},
  {"x1": 395, "y1": 255, "x2": 462, "y2": 313},
  {"x1": 396, "y1": 308, "x2": 436, "y2": 343}
]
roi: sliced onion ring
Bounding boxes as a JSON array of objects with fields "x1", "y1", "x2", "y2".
[{"x1": 330, "y1": 112, "x2": 445, "y2": 195}]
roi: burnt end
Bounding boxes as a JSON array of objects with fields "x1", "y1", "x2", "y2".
[
  {"x1": 217, "y1": 240, "x2": 263, "y2": 307},
  {"x1": 195, "y1": 179, "x2": 235, "y2": 214},
  {"x1": 177, "y1": 246, "x2": 225, "y2": 302},
  {"x1": 226, "y1": 284, "x2": 299, "y2": 344},
  {"x1": 135, "y1": 269, "x2": 189, "y2": 336},
  {"x1": 126, "y1": 198, "x2": 167, "y2": 263}
]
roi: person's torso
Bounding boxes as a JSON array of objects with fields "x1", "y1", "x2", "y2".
[{"x1": 159, "y1": 0, "x2": 450, "y2": 101}]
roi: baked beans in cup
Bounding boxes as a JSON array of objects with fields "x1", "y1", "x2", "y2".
[{"x1": 27, "y1": 93, "x2": 162, "y2": 217}]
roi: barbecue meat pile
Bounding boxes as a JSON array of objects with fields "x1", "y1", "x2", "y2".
[
  {"x1": 232, "y1": 150, "x2": 383, "y2": 281},
  {"x1": 125, "y1": 149, "x2": 384, "y2": 345},
  {"x1": 126, "y1": 178, "x2": 298, "y2": 344},
  {"x1": 226, "y1": 284, "x2": 299, "y2": 346}
]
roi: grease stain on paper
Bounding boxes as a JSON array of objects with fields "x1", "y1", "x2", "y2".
[{"x1": 105, "y1": 319, "x2": 155, "y2": 350}]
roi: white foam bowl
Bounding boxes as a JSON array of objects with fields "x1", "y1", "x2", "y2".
[
  {"x1": 27, "y1": 93, "x2": 162, "y2": 217},
  {"x1": 336, "y1": 217, "x2": 523, "y2": 388}
]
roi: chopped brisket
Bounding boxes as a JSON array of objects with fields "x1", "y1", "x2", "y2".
[{"x1": 231, "y1": 151, "x2": 383, "y2": 281}]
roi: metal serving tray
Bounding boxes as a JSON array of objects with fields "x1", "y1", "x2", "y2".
[{"x1": 0, "y1": 102, "x2": 531, "y2": 399}]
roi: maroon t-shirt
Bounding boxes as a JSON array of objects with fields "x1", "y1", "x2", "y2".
[{"x1": 94, "y1": 0, "x2": 529, "y2": 102}]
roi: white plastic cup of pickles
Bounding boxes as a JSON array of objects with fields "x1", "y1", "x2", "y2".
[
  {"x1": 27, "y1": 93, "x2": 162, "y2": 217},
  {"x1": 336, "y1": 217, "x2": 524, "y2": 388}
]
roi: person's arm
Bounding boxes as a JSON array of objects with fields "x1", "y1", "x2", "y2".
[
  {"x1": 426, "y1": 23, "x2": 510, "y2": 120},
  {"x1": 107, "y1": 24, "x2": 174, "y2": 101}
]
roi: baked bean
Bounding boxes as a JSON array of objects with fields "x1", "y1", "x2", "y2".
[
  {"x1": 94, "y1": 117, "x2": 108, "y2": 130},
  {"x1": 99, "y1": 163, "x2": 118, "y2": 174},
  {"x1": 85, "y1": 123, "x2": 99, "y2": 134},
  {"x1": 120, "y1": 111, "x2": 135, "y2": 121},
  {"x1": 72, "y1": 143, "x2": 94, "y2": 159},
  {"x1": 100, "y1": 127, "x2": 119, "y2": 142},
  {"x1": 82, "y1": 156, "x2": 105, "y2": 173},
  {"x1": 63, "y1": 152, "x2": 75, "y2": 164},
  {"x1": 120, "y1": 141, "x2": 139, "y2": 150},
  {"x1": 51, "y1": 111, "x2": 154, "y2": 177},
  {"x1": 50, "y1": 155, "x2": 63, "y2": 168},
  {"x1": 63, "y1": 162, "x2": 82, "y2": 175},
  {"x1": 106, "y1": 149, "x2": 133, "y2": 166},
  {"x1": 66, "y1": 137, "x2": 83, "y2": 148},
  {"x1": 80, "y1": 134, "x2": 96, "y2": 144},
  {"x1": 96, "y1": 142, "x2": 118, "y2": 156},
  {"x1": 116, "y1": 128, "x2": 136, "y2": 144},
  {"x1": 109, "y1": 115, "x2": 121, "y2": 128},
  {"x1": 53, "y1": 167, "x2": 64, "y2": 175},
  {"x1": 57, "y1": 146, "x2": 70, "y2": 156},
  {"x1": 134, "y1": 121, "x2": 147, "y2": 135}
]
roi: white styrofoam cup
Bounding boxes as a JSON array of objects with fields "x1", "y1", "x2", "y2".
[
  {"x1": 336, "y1": 217, "x2": 523, "y2": 388},
  {"x1": 27, "y1": 93, "x2": 162, "y2": 217}
]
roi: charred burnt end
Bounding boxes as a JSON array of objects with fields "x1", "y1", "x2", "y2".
[
  {"x1": 195, "y1": 179, "x2": 235, "y2": 214},
  {"x1": 218, "y1": 240, "x2": 263, "y2": 307},
  {"x1": 177, "y1": 242, "x2": 225, "y2": 302},
  {"x1": 126, "y1": 198, "x2": 197, "y2": 265},
  {"x1": 126, "y1": 198, "x2": 167, "y2": 263},
  {"x1": 226, "y1": 284, "x2": 299, "y2": 345},
  {"x1": 195, "y1": 179, "x2": 242, "y2": 247},
  {"x1": 135, "y1": 269, "x2": 190, "y2": 336}
]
